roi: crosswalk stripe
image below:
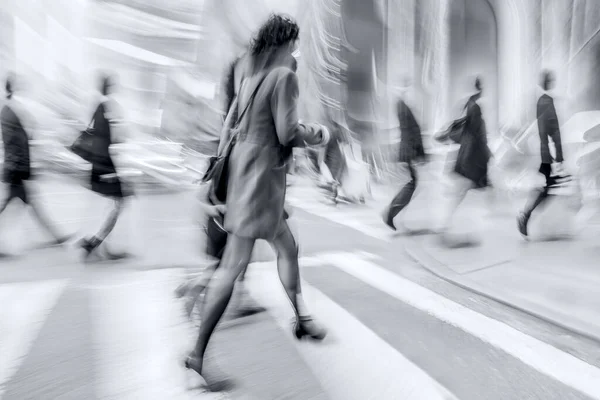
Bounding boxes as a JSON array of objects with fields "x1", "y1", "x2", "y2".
[
  {"x1": 89, "y1": 269, "x2": 227, "y2": 399},
  {"x1": 246, "y1": 258, "x2": 457, "y2": 400},
  {"x1": 0, "y1": 280, "x2": 68, "y2": 399},
  {"x1": 317, "y1": 253, "x2": 600, "y2": 400}
]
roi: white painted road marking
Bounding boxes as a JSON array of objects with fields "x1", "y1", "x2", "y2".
[
  {"x1": 317, "y1": 253, "x2": 600, "y2": 400},
  {"x1": 0, "y1": 280, "x2": 68, "y2": 399},
  {"x1": 246, "y1": 260, "x2": 457, "y2": 400},
  {"x1": 90, "y1": 269, "x2": 229, "y2": 400}
]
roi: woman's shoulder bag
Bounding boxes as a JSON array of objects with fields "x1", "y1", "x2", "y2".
[{"x1": 203, "y1": 73, "x2": 269, "y2": 204}]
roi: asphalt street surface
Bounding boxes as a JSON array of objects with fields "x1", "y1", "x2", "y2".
[{"x1": 1, "y1": 176, "x2": 599, "y2": 400}]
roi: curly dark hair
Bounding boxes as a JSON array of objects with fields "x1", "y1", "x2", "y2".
[{"x1": 250, "y1": 14, "x2": 300, "y2": 56}]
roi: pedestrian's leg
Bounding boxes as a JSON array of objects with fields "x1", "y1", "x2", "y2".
[
  {"x1": 383, "y1": 163, "x2": 417, "y2": 230},
  {"x1": 227, "y1": 250, "x2": 268, "y2": 317},
  {"x1": 271, "y1": 220, "x2": 326, "y2": 340},
  {"x1": 183, "y1": 262, "x2": 218, "y2": 318},
  {"x1": 84, "y1": 198, "x2": 124, "y2": 252},
  {"x1": 0, "y1": 189, "x2": 14, "y2": 215},
  {"x1": 522, "y1": 187, "x2": 549, "y2": 218},
  {"x1": 0, "y1": 189, "x2": 16, "y2": 252},
  {"x1": 188, "y1": 234, "x2": 255, "y2": 374},
  {"x1": 518, "y1": 165, "x2": 552, "y2": 237},
  {"x1": 517, "y1": 187, "x2": 549, "y2": 237}
]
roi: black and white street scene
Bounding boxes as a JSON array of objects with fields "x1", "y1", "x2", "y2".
[{"x1": 2, "y1": 1, "x2": 600, "y2": 399}]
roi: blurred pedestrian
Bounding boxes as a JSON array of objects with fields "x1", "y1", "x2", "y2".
[
  {"x1": 185, "y1": 14, "x2": 330, "y2": 379},
  {"x1": 517, "y1": 70, "x2": 571, "y2": 238},
  {"x1": 382, "y1": 78, "x2": 426, "y2": 231},
  {"x1": 77, "y1": 74, "x2": 132, "y2": 261},
  {"x1": 438, "y1": 77, "x2": 492, "y2": 245},
  {"x1": 0, "y1": 73, "x2": 71, "y2": 250}
]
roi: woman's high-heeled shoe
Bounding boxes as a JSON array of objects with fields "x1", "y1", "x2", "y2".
[
  {"x1": 294, "y1": 316, "x2": 327, "y2": 341},
  {"x1": 184, "y1": 354, "x2": 204, "y2": 377}
]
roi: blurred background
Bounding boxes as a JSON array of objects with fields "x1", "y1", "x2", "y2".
[
  {"x1": 3, "y1": 0, "x2": 600, "y2": 188},
  {"x1": 3, "y1": 3, "x2": 600, "y2": 399}
]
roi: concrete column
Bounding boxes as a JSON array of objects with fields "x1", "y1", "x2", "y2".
[
  {"x1": 382, "y1": 0, "x2": 415, "y2": 134},
  {"x1": 541, "y1": 0, "x2": 572, "y2": 91},
  {"x1": 494, "y1": 0, "x2": 542, "y2": 129},
  {"x1": 419, "y1": 0, "x2": 450, "y2": 131}
]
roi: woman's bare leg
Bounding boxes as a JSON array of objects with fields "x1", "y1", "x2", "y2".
[
  {"x1": 191, "y1": 234, "x2": 255, "y2": 366},
  {"x1": 270, "y1": 220, "x2": 326, "y2": 340},
  {"x1": 270, "y1": 222, "x2": 301, "y2": 317}
]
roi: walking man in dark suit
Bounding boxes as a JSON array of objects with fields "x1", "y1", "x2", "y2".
[
  {"x1": 0, "y1": 74, "x2": 70, "y2": 250},
  {"x1": 518, "y1": 70, "x2": 570, "y2": 237},
  {"x1": 382, "y1": 78, "x2": 426, "y2": 231}
]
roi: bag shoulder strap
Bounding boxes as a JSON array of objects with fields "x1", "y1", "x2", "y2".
[{"x1": 234, "y1": 72, "x2": 269, "y2": 127}]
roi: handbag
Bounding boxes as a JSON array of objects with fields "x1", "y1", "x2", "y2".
[
  {"x1": 69, "y1": 117, "x2": 96, "y2": 162},
  {"x1": 202, "y1": 73, "x2": 268, "y2": 204},
  {"x1": 434, "y1": 116, "x2": 467, "y2": 144}
]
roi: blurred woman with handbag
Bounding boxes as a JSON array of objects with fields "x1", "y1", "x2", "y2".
[
  {"x1": 76, "y1": 74, "x2": 132, "y2": 261},
  {"x1": 185, "y1": 14, "x2": 330, "y2": 379}
]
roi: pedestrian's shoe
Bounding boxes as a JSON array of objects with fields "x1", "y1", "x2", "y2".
[
  {"x1": 78, "y1": 237, "x2": 100, "y2": 260},
  {"x1": 184, "y1": 354, "x2": 205, "y2": 380},
  {"x1": 517, "y1": 212, "x2": 529, "y2": 238},
  {"x1": 293, "y1": 316, "x2": 327, "y2": 341},
  {"x1": 381, "y1": 208, "x2": 396, "y2": 231},
  {"x1": 78, "y1": 237, "x2": 117, "y2": 263}
]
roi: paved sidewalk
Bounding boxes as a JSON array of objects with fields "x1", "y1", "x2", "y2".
[{"x1": 403, "y1": 189, "x2": 600, "y2": 343}]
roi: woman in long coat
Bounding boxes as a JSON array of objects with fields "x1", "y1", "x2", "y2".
[
  {"x1": 439, "y1": 77, "x2": 491, "y2": 243},
  {"x1": 185, "y1": 14, "x2": 330, "y2": 378},
  {"x1": 78, "y1": 75, "x2": 131, "y2": 260}
]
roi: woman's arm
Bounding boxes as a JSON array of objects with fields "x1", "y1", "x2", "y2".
[{"x1": 271, "y1": 69, "x2": 327, "y2": 147}]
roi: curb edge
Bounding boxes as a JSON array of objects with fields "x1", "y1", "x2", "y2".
[{"x1": 404, "y1": 240, "x2": 600, "y2": 345}]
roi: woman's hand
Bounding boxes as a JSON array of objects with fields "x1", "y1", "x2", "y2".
[{"x1": 203, "y1": 203, "x2": 226, "y2": 218}]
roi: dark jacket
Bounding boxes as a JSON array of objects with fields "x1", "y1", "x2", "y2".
[
  {"x1": 536, "y1": 93, "x2": 563, "y2": 164},
  {"x1": 397, "y1": 99, "x2": 425, "y2": 163},
  {"x1": 454, "y1": 95, "x2": 491, "y2": 188},
  {"x1": 224, "y1": 50, "x2": 324, "y2": 239},
  {"x1": 89, "y1": 101, "x2": 125, "y2": 198},
  {"x1": 1, "y1": 104, "x2": 31, "y2": 182}
]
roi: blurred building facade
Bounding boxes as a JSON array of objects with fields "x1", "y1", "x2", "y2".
[
  {"x1": 3, "y1": 1, "x2": 600, "y2": 149},
  {"x1": 394, "y1": 0, "x2": 600, "y2": 137}
]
